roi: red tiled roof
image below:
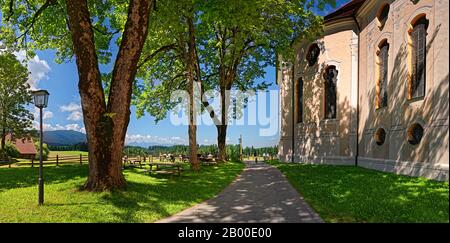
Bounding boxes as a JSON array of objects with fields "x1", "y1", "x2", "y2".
[
  {"x1": 5, "y1": 134, "x2": 37, "y2": 155},
  {"x1": 324, "y1": 0, "x2": 366, "y2": 23}
]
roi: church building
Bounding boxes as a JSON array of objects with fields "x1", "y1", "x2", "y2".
[{"x1": 277, "y1": 0, "x2": 449, "y2": 181}]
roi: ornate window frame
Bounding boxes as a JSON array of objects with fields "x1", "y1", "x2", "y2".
[{"x1": 404, "y1": 6, "x2": 432, "y2": 101}]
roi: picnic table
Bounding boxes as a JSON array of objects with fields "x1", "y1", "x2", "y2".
[
  {"x1": 122, "y1": 157, "x2": 143, "y2": 168},
  {"x1": 198, "y1": 154, "x2": 218, "y2": 166},
  {"x1": 148, "y1": 162, "x2": 183, "y2": 176}
]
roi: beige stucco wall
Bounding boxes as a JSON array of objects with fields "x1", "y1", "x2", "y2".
[
  {"x1": 278, "y1": 0, "x2": 449, "y2": 180},
  {"x1": 278, "y1": 61, "x2": 294, "y2": 162},
  {"x1": 357, "y1": 0, "x2": 448, "y2": 180},
  {"x1": 278, "y1": 20, "x2": 359, "y2": 165}
]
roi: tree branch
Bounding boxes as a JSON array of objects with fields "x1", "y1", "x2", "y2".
[
  {"x1": 6, "y1": 0, "x2": 14, "y2": 22},
  {"x1": 170, "y1": 73, "x2": 186, "y2": 89},
  {"x1": 92, "y1": 25, "x2": 121, "y2": 36},
  {"x1": 137, "y1": 43, "x2": 177, "y2": 70},
  {"x1": 203, "y1": 72, "x2": 219, "y2": 83},
  {"x1": 16, "y1": 0, "x2": 58, "y2": 41}
]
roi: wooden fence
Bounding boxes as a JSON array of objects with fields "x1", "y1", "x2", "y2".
[
  {"x1": 20, "y1": 154, "x2": 89, "y2": 167},
  {"x1": 17, "y1": 154, "x2": 191, "y2": 167}
]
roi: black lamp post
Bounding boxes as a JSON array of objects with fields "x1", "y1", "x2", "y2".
[{"x1": 32, "y1": 90, "x2": 49, "y2": 206}]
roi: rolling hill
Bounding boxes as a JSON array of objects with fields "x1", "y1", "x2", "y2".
[{"x1": 43, "y1": 130, "x2": 87, "y2": 146}]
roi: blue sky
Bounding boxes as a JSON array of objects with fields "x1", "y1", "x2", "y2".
[
  {"x1": 32, "y1": 49, "x2": 281, "y2": 148},
  {"x1": 1, "y1": 0, "x2": 349, "y2": 148}
]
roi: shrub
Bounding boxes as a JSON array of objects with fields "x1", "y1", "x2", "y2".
[
  {"x1": 2, "y1": 143, "x2": 20, "y2": 158},
  {"x1": 34, "y1": 141, "x2": 49, "y2": 161}
]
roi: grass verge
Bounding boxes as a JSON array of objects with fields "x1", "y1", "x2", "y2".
[
  {"x1": 268, "y1": 160, "x2": 449, "y2": 223},
  {"x1": 0, "y1": 161, "x2": 244, "y2": 222}
]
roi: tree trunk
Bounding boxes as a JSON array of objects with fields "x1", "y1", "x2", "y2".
[
  {"x1": 187, "y1": 70, "x2": 199, "y2": 170},
  {"x1": 187, "y1": 16, "x2": 199, "y2": 171},
  {"x1": 66, "y1": 0, "x2": 153, "y2": 191},
  {"x1": 217, "y1": 124, "x2": 227, "y2": 162},
  {"x1": 216, "y1": 84, "x2": 230, "y2": 162},
  {"x1": 1, "y1": 128, "x2": 5, "y2": 151},
  {"x1": 188, "y1": 124, "x2": 199, "y2": 170}
]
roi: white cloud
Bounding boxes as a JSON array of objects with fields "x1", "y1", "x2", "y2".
[
  {"x1": 202, "y1": 139, "x2": 215, "y2": 145},
  {"x1": 43, "y1": 111, "x2": 53, "y2": 120},
  {"x1": 33, "y1": 107, "x2": 53, "y2": 120},
  {"x1": 67, "y1": 111, "x2": 83, "y2": 121},
  {"x1": 125, "y1": 134, "x2": 188, "y2": 145},
  {"x1": 60, "y1": 102, "x2": 83, "y2": 121},
  {"x1": 59, "y1": 102, "x2": 81, "y2": 112},
  {"x1": 65, "y1": 123, "x2": 84, "y2": 132},
  {"x1": 32, "y1": 121, "x2": 86, "y2": 134},
  {"x1": 14, "y1": 51, "x2": 51, "y2": 89}
]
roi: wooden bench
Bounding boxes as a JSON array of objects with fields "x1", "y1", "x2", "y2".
[{"x1": 148, "y1": 162, "x2": 183, "y2": 176}]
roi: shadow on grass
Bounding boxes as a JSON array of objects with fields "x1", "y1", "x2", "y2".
[
  {"x1": 95, "y1": 164, "x2": 243, "y2": 222},
  {"x1": 0, "y1": 165, "x2": 89, "y2": 192},
  {"x1": 269, "y1": 161, "x2": 449, "y2": 223},
  {"x1": 97, "y1": 163, "x2": 244, "y2": 222},
  {"x1": 0, "y1": 162, "x2": 243, "y2": 222}
]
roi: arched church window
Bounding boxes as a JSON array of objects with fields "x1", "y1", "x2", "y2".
[
  {"x1": 296, "y1": 78, "x2": 303, "y2": 123},
  {"x1": 376, "y1": 40, "x2": 389, "y2": 108},
  {"x1": 323, "y1": 66, "x2": 338, "y2": 119},
  {"x1": 408, "y1": 16, "x2": 428, "y2": 99}
]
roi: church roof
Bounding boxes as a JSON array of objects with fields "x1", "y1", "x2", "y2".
[{"x1": 324, "y1": 0, "x2": 366, "y2": 23}]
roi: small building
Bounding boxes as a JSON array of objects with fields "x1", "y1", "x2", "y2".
[{"x1": 5, "y1": 134, "x2": 37, "y2": 159}]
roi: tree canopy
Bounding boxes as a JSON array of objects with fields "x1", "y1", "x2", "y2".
[
  {"x1": 133, "y1": 0, "x2": 335, "y2": 161},
  {"x1": 0, "y1": 51, "x2": 33, "y2": 150},
  {"x1": 2, "y1": 0, "x2": 156, "y2": 190},
  {"x1": 0, "y1": 0, "x2": 335, "y2": 189}
]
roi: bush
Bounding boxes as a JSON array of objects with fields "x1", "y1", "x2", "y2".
[
  {"x1": 2, "y1": 143, "x2": 20, "y2": 158},
  {"x1": 34, "y1": 142, "x2": 49, "y2": 161},
  {"x1": 227, "y1": 144, "x2": 242, "y2": 162}
]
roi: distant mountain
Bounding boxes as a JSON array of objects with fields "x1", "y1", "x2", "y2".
[
  {"x1": 126, "y1": 142, "x2": 180, "y2": 148},
  {"x1": 43, "y1": 130, "x2": 87, "y2": 146}
]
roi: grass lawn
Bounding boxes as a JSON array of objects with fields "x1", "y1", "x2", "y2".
[
  {"x1": 0, "y1": 161, "x2": 244, "y2": 222},
  {"x1": 268, "y1": 160, "x2": 449, "y2": 223},
  {"x1": 1, "y1": 151, "x2": 90, "y2": 168},
  {"x1": 48, "y1": 151, "x2": 89, "y2": 156}
]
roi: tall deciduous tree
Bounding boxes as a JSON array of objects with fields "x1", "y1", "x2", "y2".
[
  {"x1": 1, "y1": 0, "x2": 155, "y2": 190},
  {"x1": 135, "y1": 0, "x2": 334, "y2": 163},
  {"x1": 134, "y1": 0, "x2": 202, "y2": 170},
  {"x1": 0, "y1": 52, "x2": 33, "y2": 151},
  {"x1": 196, "y1": 0, "x2": 333, "y2": 161}
]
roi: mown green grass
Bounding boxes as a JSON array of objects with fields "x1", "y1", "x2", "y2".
[
  {"x1": 0, "y1": 162, "x2": 244, "y2": 222},
  {"x1": 1, "y1": 151, "x2": 89, "y2": 168},
  {"x1": 48, "y1": 151, "x2": 89, "y2": 156},
  {"x1": 268, "y1": 160, "x2": 449, "y2": 223}
]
